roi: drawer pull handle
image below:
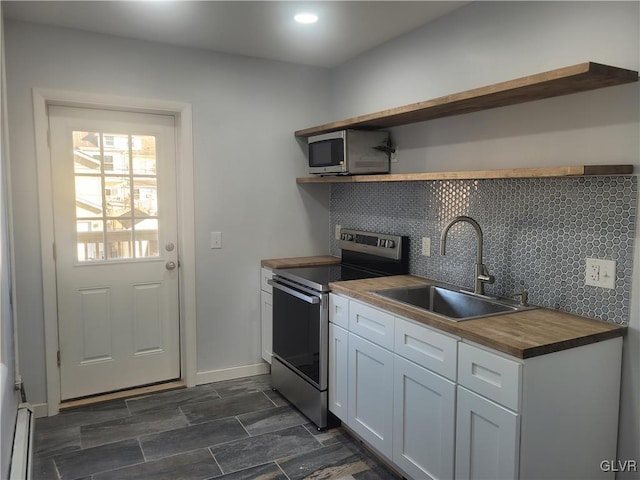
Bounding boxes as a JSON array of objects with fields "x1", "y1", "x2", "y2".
[
  {"x1": 357, "y1": 315, "x2": 385, "y2": 334},
  {"x1": 405, "y1": 335, "x2": 445, "y2": 361},
  {"x1": 471, "y1": 363, "x2": 502, "y2": 387}
]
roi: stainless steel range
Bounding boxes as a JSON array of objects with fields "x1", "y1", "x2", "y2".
[{"x1": 269, "y1": 229, "x2": 409, "y2": 429}]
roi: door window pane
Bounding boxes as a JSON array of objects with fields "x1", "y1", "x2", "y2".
[
  {"x1": 77, "y1": 220, "x2": 104, "y2": 261},
  {"x1": 106, "y1": 219, "x2": 132, "y2": 260},
  {"x1": 75, "y1": 176, "x2": 103, "y2": 218},
  {"x1": 72, "y1": 131, "x2": 160, "y2": 262},
  {"x1": 73, "y1": 131, "x2": 101, "y2": 173},
  {"x1": 133, "y1": 178, "x2": 157, "y2": 215},
  {"x1": 132, "y1": 135, "x2": 157, "y2": 174},
  {"x1": 105, "y1": 177, "x2": 131, "y2": 217},
  {"x1": 134, "y1": 219, "x2": 159, "y2": 258},
  {"x1": 103, "y1": 133, "x2": 130, "y2": 174}
]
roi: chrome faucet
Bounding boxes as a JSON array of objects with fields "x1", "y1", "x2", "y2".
[{"x1": 440, "y1": 216, "x2": 495, "y2": 295}]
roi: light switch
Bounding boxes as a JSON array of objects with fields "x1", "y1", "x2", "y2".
[{"x1": 210, "y1": 231, "x2": 222, "y2": 249}]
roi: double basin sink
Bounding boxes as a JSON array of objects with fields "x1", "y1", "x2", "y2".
[{"x1": 373, "y1": 283, "x2": 536, "y2": 322}]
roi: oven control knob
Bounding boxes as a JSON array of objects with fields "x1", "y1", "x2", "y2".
[
  {"x1": 386, "y1": 240, "x2": 395, "y2": 248},
  {"x1": 347, "y1": 234, "x2": 354, "y2": 241},
  {"x1": 377, "y1": 238, "x2": 385, "y2": 247}
]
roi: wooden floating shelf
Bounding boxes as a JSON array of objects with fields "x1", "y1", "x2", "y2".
[
  {"x1": 295, "y1": 62, "x2": 638, "y2": 138},
  {"x1": 296, "y1": 165, "x2": 634, "y2": 184}
]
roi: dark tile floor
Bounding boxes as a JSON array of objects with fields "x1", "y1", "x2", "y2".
[{"x1": 32, "y1": 374, "x2": 400, "y2": 480}]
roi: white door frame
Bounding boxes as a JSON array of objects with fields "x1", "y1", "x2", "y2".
[{"x1": 33, "y1": 88, "x2": 197, "y2": 415}]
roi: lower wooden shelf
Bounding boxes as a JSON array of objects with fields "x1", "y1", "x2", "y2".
[{"x1": 296, "y1": 165, "x2": 634, "y2": 184}]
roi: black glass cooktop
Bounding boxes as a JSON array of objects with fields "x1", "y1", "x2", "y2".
[{"x1": 274, "y1": 264, "x2": 382, "y2": 292}]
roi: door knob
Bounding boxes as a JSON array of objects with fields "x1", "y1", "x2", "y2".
[{"x1": 165, "y1": 261, "x2": 177, "y2": 271}]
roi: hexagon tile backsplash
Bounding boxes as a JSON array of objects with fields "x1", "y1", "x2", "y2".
[{"x1": 330, "y1": 176, "x2": 637, "y2": 324}]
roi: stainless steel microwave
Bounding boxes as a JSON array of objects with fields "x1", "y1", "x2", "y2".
[{"x1": 308, "y1": 129, "x2": 390, "y2": 175}]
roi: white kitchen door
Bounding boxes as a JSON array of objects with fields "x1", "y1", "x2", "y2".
[{"x1": 48, "y1": 105, "x2": 180, "y2": 400}]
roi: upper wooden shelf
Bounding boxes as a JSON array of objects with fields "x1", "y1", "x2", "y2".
[
  {"x1": 294, "y1": 62, "x2": 638, "y2": 138},
  {"x1": 296, "y1": 165, "x2": 634, "y2": 184}
]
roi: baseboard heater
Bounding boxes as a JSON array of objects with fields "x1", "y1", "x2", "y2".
[{"x1": 9, "y1": 403, "x2": 34, "y2": 480}]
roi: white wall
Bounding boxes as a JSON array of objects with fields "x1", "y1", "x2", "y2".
[
  {"x1": 4, "y1": 20, "x2": 331, "y2": 405},
  {"x1": 329, "y1": 1, "x2": 639, "y2": 475},
  {"x1": 0, "y1": 6, "x2": 19, "y2": 477}
]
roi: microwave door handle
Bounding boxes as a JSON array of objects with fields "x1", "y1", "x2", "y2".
[{"x1": 268, "y1": 280, "x2": 320, "y2": 304}]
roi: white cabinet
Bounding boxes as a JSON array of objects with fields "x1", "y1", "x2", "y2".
[
  {"x1": 260, "y1": 267, "x2": 273, "y2": 364},
  {"x1": 455, "y1": 386, "x2": 520, "y2": 480},
  {"x1": 348, "y1": 332, "x2": 394, "y2": 458},
  {"x1": 393, "y1": 355, "x2": 456, "y2": 480},
  {"x1": 457, "y1": 339, "x2": 622, "y2": 480},
  {"x1": 328, "y1": 294, "x2": 623, "y2": 480},
  {"x1": 328, "y1": 322, "x2": 349, "y2": 421},
  {"x1": 455, "y1": 342, "x2": 521, "y2": 480}
]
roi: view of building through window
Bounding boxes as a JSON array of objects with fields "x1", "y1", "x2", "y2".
[{"x1": 73, "y1": 131, "x2": 159, "y2": 261}]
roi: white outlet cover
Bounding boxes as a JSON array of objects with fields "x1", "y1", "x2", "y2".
[
  {"x1": 335, "y1": 224, "x2": 342, "y2": 239},
  {"x1": 421, "y1": 237, "x2": 431, "y2": 256},
  {"x1": 585, "y1": 258, "x2": 615, "y2": 289}
]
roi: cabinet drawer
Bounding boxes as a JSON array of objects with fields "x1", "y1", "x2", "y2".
[
  {"x1": 458, "y1": 342, "x2": 522, "y2": 411},
  {"x1": 260, "y1": 267, "x2": 273, "y2": 293},
  {"x1": 349, "y1": 300, "x2": 394, "y2": 350},
  {"x1": 394, "y1": 317, "x2": 458, "y2": 381},
  {"x1": 329, "y1": 294, "x2": 349, "y2": 330}
]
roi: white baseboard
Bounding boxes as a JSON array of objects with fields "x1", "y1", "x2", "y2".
[
  {"x1": 196, "y1": 362, "x2": 270, "y2": 385},
  {"x1": 31, "y1": 403, "x2": 49, "y2": 419}
]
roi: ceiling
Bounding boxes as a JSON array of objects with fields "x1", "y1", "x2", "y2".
[{"x1": 3, "y1": 1, "x2": 468, "y2": 68}]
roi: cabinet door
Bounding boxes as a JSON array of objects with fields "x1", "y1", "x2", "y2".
[
  {"x1": 260, "y1": 290, "x2": 273, "y2": 364},
  {"x1": 456, "y1": 386, "x2": 520, "y2": 480},
  {"x1": 393, "y1": 356, "x2": 455, "y2": 480},
  {"x1": 329, "y1": 323, "x2": 349, "y2": 421},
  {"x1": 348, "y1": 333, "x2": 394, "y2": 459}
]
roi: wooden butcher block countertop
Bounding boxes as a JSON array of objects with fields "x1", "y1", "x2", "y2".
[
  {"x1": 330, "y1": 275, "x2": 626, "y2": 359},
  {"x1": 261, "y1": 255, "x2": 340, "y2": 269}
]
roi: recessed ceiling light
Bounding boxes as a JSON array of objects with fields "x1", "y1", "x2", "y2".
[{"x1": 294, "y1": 13, "x2": 319, "y2": 24}]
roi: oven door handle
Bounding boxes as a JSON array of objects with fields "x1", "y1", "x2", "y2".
[{"x1": 268, "y1": 280, "x2": 320, "y2": 304}]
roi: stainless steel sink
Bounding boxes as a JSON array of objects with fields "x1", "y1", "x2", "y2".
[{"x1": 372, "y1": 284, "x2": 536, "y2": 321}]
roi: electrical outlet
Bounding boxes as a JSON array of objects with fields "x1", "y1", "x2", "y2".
[
  {"x1": 585, "y1": 258, "x2": 615, "y2": 289},
  {"x1": 421, "y1": 237, "x2": 431, "y2": 256},
  {"x1": 586, "y1": 259, "x2": 600, "y2": 283},
  {"x1": 335, "y1": 224, "x2": 342, "y2": 240}
]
